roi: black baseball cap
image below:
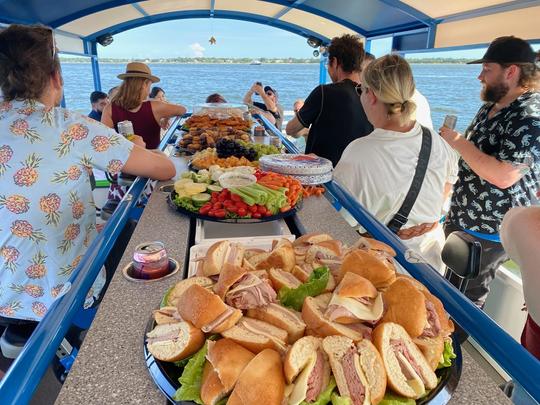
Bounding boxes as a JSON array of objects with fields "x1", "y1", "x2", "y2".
[
  {"x1": 264, "y1": 85, "x2": 276, "y2": 95},
  {"x1": 467, "y1": 36, "x2": 536, "y2": 65}
]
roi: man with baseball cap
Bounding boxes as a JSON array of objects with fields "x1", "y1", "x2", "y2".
[{"x1": 440, "y1": 36, "x2": 540, "y2": 309}]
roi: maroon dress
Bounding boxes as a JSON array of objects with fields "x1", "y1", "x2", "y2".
[
  {"x1": 108, "y1": 101, "x2": 161, "y2": 201},
  {"x1": 111, "y1": 101, "x2": 161, "y2": 149}
]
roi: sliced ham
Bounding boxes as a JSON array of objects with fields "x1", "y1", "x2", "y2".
[
  {"x1": 225, "y1": 274, "x2": 277, "y2": 309},
  {"x1": 420, "y1": 301, "x2": 441, "y2": 338},
  {"x1": 390, "y1": 339, "x2": 425, "y2": 382},
  {"x1": 146, "y1": 331, "x2": 180, "y2": 344},
  {"x1": 305, "y1": 351, "x2": 325, "y2": 402},
  {"x1": 202, "y1": 306, "x2": 235, "y2": 333},
  {"x1": 346, "y1": 322, "x2": 373, "y2": 341},
  {"x1": 340, "y1": 347, "x2": 366, "y2": 405}
]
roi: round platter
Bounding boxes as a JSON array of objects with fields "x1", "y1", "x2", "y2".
[
  {"x1": 259, "y1": 154, "x2": 333, "y2": 175},
  {"x1": 167, "y1": 190, "x2": 302, "y2": 223},
  {"x1": 143, "y1": 314, "x2": 463, "y2": 405}
]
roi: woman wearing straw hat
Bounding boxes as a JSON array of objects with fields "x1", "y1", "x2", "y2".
[
  {"x1": 101, "y1": 62, "x2": 186, "y2": 148},
  {"x1": 101, "y1": 62, "x2": 186, "y2": 203}
]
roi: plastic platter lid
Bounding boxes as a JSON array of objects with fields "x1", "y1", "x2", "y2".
[{"x1": 259, "y1": 154, "x2": 333, "y2": 175}]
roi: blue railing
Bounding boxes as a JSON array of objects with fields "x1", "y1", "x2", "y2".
[
  {"x1": 257, "y1": 113, "x2": 540, "y2": 402},
  {"x1": 0, "y1": 116, "x2": 183, "y2": 405}
]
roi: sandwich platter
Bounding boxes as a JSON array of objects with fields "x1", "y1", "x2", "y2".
[{"x1": 144, "y1": 234, "x2": 462, "y2": 405}]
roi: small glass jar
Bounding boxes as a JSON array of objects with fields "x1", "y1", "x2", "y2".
[
  {"x1": 132, "y1": 241, "x2": 169, "y2": 280},
  {"x1": 254, "y1": 126, "x2": 266, "y2": 137}
]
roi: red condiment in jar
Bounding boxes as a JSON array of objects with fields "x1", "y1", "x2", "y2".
[{"x1": 132, "y1": 242, "x2": 169, "y2": 280}]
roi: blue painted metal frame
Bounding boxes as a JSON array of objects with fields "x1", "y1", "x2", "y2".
[
  {"x1": 256, "y1": 113, "x2": 540, "y2": 402},
  {"x1": 88, "y1": 41, "x2": 102, "y2": 91},
  {"x1": 0, "y1": 116, "x2": 183, "y2": 405}
]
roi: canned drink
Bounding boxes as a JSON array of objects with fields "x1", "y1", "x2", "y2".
[
  {"x1": 270, "y1": 136, "x2": 282, "y2": 149},
  {"x1": 443, "y1": 115, "x2": 457, "y2": 130},
  {"x1": 118, "y1": 120, "x2": 135, "y2": 140},
  {"x1": 254, "y1": 126, "x2": 266, "y2": 137},
  {"x1": 132, "y1": 241, "x2": 169, "y2": 280}
]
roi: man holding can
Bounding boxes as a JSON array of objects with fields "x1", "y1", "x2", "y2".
[{"x1": 440, "y1": 36, "x2": 540, "y2": 308}]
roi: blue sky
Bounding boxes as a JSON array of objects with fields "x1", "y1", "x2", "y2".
[{"x1": 96, "y1": 18, "x2": 492, "y2": 60}]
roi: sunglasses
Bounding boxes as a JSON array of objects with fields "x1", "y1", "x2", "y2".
[
  {"x1": 265, "y1": 92, "x2": 274, "y2": 96},
  {"x1": 47, "y1": 28, "x2": 57, "y2": 60}
]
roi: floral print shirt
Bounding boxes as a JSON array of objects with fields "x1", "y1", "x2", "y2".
[{"x1": 0, "y1": 98, "x2": 133, "y2": 321}]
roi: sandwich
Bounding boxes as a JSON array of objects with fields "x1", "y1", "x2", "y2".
[
  {"x1": 381, "y1": 277, "x2": 454, "y2": 369},
  {"x1": 373, "y1": 322, "x2": 438, "y2": 399},
  {"x1": 284, "y1": 336, "x2": 331, "y2": 405},
  {"x1": 322, "y1": 336, "x2": 387, "y2": 405},
  {"x1": 165, "y1": 276, "x2": 214, "y2": 307},
  {"x1": 302, "y1": 294, "x2": 371, "y2": 341},
  {"x1": 176, "y1": 284, "x2": 242, "y2": 334},
  {"x1": 146, "y1": 320, "x2": 205, "y2": 362},
  {"x1": 268, "y1": 268, "x2": 302, "y2": 290},
  {"x1": 200, "y1": 241, "x2": 245, "y2": 276},
  {"x1": 247, "y1": 238, "x2": 296, "y2": 272},
  {"x1": 293, "y1": 233, "x2": 334, "y2": 262},
  {"x1": 200, "y1": 338, "x2": 255, "y2": 405},
  {"x1": 213, "y1": 263, "x2": 276, "y2": 309},
  {"x1": 351, "y1": 236, "x2": 396, "y2": 258},
  {"x1": 304, "y1": 241, "x2": 344, "y2": 278},
  {"x1": 338, "y1": 249, "x2": 396, "y2": 290},
  {"x1": 247, "y1": 303, "x2": 306, "y2": 343},
  {"x1": 324, "y1": 273, "x2": 384, "y2": 325},
  {"x1": 152, "y1": 306, "x2": 182, "y2": 325},
  {"x1": 227, "y1": 349, "x2": 285, "y2": 405},
  {"x1": 221, "y1": 317, "x2": 289, "y2": 354}
]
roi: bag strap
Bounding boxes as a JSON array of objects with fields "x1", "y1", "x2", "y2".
[{"x1": 387, "y1": 125, "x2": 432, "y2": 233}]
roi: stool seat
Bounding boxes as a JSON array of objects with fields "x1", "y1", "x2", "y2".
[{"x1": 100, "y1": 199, "x2": 120, "y2": 221}]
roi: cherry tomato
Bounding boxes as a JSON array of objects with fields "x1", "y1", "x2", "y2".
[
  {"x1": 253, "y1": 212, "x2": 262, "y2": 219},
  {"x1": 208, "y1": 210, "x2": 216, "y2": 217},
  {"x1": 228, "y1": 205, "x2": 238, "y2": 213},
  {"x1": 213, "y1": 202, "x2": 223, "y2": 210},
  {"x1": 223, "y1": 200, "x2": 235, "y2": 209},
  {"x1": 199, "y1": 205, "x2": 211, "y2": 215},
  {"x1": 214, "y1": 209, "x2": 226, "y2": 218},
  {"x1": 257, "y1": 205, "x2": 267, "y2": 214},
  {"x1": 218, "y1": 194, "x2": 227, "y2": 202},
  {"x1": 237, "y1": 207, "x2": 247, "y2": 217},
  {"x1": 211, "y1": 192, "x2": 219, "y2": 200},
  {"x1": 236, "y1": 201, "x2": 248, "y2": 210},
  {"x1": 249, "y1": 205, "x2": 258, "y2": 213},
  {"x1": 231, "y1": 193, "x2": 242, "y2": 202}
]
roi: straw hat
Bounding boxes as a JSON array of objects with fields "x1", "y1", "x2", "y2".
[{"x1": 117, "y1": 62, "x2": 160, "y2": 83}]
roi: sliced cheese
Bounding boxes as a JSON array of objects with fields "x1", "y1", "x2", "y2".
[
  {"x1": 328, "y1": 293, "x2": 384, "y2": 322},
  {"x1": 396, "y1": 352, "x2": 425, "y2": 397},
  {"x1": 353, "y1": 352, "x2": 371, "y2": 405},
  {"x1": 288, "y1": 354, "x2": 317, "y2": 405}
]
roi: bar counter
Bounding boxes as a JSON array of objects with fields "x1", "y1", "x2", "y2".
[{"x1": 56, "y1": 154, "x2": 512, "y2": 405}]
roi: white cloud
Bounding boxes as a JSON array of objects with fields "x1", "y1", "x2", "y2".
[{"x1": 189, "y1": 42, "x2": 205, "y2": 57}]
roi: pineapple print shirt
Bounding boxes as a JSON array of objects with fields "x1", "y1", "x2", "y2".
[{"x1": 0, "y1": 98, "x2": 134, "y2": 321}]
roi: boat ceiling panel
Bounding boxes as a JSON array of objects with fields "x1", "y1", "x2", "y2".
[
  {"x1": 302, "y1": 0, "x2": 419, "y2": 32},
  {"x1": 435, "y1": 5, "x2": 540, "y2": 48},
  {"x1": 59, "y1": 5, "x2": 142, "y2": 37},
  {"x1": 279, "y1": 8, "x2": 359, "y2": 40},
  {"x1": 140, "y1": 0, "x2": 212, "y2": 15},
  {"x1": 401, "y1": 0, "x2": 513, "y2": 19},
  {"x1": 215, "y1": 0, "x2": 284, "y2": 17},
  {"x1": 55, "y1": 32, "x2": 85, "y2": 55}
]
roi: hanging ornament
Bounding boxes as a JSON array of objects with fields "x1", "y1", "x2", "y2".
[{"x1": 209, "y1": 36, "x2": 216, "y2": 45}]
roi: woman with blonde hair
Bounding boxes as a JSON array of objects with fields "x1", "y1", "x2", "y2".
[
  {"x1": 334, "y1": 54, "x2": 459, "y2": 272},
  {"x1": 101, "y1": 63, "x2": 186, "y2": 202}
]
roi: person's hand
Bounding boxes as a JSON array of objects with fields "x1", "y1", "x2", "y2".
[
  {"x1": 160, "y1": 117, "x2": 170, "y2": 130},
  {"x1": 131, "y1": 134, "x2": 146, "y2": 148},
  {"x1": 439, "y1": 126, "x2": 462, "y2": 146},
  {"x1": 251, "y1": 83, "x2": 264, "y2": 95}
]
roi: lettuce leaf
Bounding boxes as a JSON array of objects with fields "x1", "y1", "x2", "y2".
[
  {"x1": 278, "y1": 266, "x2": 330, "y2": 311},
  {"x1": 174, "y1": 354, "x2": 193, "y2": 368},
  {"x1": 160, "y1": 285, "x2": 174, "y2": 308},
  {"x1": 300, "y1": 377, "x2": 337, "y2": 405},
  {"x1": 437, "y1": 339, "x2": 457, "y2": 369},
  {"x1": 379, "y1": 393, "x2": 416, "y2": 405},
  {"x1": 215, "y1": 398, "x2": 228, "y2": 405},
  {"x1": 331, "y1": 392, "x2": 352, "y2": 405},
  {"x1": 173, "y1": 342, "x2": 208, "y2": 403}
]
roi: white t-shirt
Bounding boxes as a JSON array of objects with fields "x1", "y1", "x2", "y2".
[
  {"x1": 334, "y1": 121, "x2": 459, "y2": 272},
  {"x1": 411, "y1": 90, "x2": 433, "y2": 129}
]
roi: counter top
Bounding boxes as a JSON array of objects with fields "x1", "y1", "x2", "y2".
[{"x1": 56, "y1": 155, "x2": 512, "y2": 405}]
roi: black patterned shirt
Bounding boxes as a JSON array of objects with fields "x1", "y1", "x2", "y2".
[{"x1": 448, "y1": 91, "x2": 540, "y2": 235}]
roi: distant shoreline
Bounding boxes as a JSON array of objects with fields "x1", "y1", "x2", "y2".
[{"x1": 59, "y1": 58, "x2": 473, "y2": 65}]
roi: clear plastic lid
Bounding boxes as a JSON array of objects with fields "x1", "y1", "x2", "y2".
[{"x1": 193, "y1": 103, "x2": 248, "y2": 119}]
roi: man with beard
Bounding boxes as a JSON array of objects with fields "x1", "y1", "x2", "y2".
[
  {"x1": 439, "y1": 36, "x2": 540, "y2": 310},
  {"x1": 285, "y1": 34, "x2": 373, "y2": 166}
]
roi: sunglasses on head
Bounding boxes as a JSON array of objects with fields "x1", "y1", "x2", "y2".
[
  {"x1": 47, "y1": 28, "x2": 57, "y2": 60},
  {"x1": 265, "y1": 91, "x2": 274, "y2": 96}
]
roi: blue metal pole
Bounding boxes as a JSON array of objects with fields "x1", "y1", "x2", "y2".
[
  {"x1": 90, "y1": 41, "x2": 102, "y2": 91},
  {"x1": 319, "y1": 55, "x2": 327, "y2": 84},
  {"x1": 365, "y1": 39, "x2": 372, "y2": 53},
  {"x1": 324, "y1": 180, "x2": 540, "y2": 402},
  {"x1": 0, "y1": 117, "x2": 182, "y2": 404}
]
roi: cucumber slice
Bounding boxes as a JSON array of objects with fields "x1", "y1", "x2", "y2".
[
  {"x1": 191, "y1": 193, "x2": 211, "y2": 205},
  {"x1": 207, "y1": 184, "x2": 223, "y2": 192}
]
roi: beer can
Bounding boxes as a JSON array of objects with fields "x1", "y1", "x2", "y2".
[
  {"x1": 117, "y1": 120, "x2": 135, "y2": 139},
  {"x1": 132, "y1": 241, "x2": 169, "y2": 279},
  {"x1": 443, "y1": 115, "x2": 457, "y2": 130}
]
